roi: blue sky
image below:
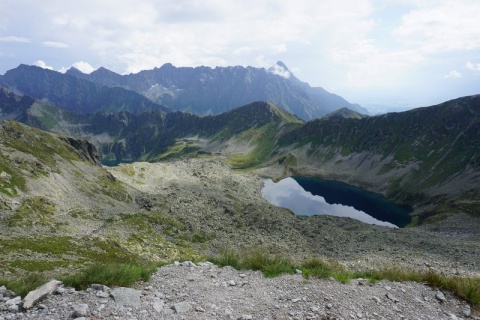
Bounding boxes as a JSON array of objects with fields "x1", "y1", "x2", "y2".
[{"x1": 1, "y1": 0, "x2": 480, "y2": 113}]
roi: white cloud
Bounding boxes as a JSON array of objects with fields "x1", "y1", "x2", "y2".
[
  {"x1": 33, "y1": 60, "x2": 53, "y2": 70},
  {"x1": 233, "y1": 46, "x2": 252, "y2": 56},
  {"x1": 42, "y1": 41, "x2": 69, "y2": 48},
  {"x1": 466, "y1": 61, "x2": 480, "y2": 73},
  {"x1": 71, "y1": 61, "x2": 95, "y2": 74},
  {"x1": 444, "y1": 70, "x2": 462, "y2": 79},
  {"x1": 393, "y1": 1, "x2": 480, "y2": 53},
  {"x1": 0, "y1": 36, "x2": 30, "y2": 43},
  {"x1": 268, "y1": 62, "x2": 291, "y2": 79}
]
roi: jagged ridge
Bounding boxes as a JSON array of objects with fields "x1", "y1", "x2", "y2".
[{"x1": 64, "y1": 62, "x2": 366, "y2": 120}]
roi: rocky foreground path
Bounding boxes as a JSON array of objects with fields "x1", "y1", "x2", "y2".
[{"x1": 1, "y1": 261, "x2": 477, "y2": 320}]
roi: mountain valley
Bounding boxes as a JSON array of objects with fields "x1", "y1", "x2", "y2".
[{"x1": 0, "y1": 64, "x2": 480, "y2": 318}]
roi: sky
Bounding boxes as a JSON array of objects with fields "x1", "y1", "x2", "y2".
[{"x1": 1, "y1": 0, "x2": 480, "y2": 113}]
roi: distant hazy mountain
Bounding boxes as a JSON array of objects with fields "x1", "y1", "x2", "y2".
[
  {"x1": 0, "y1": 64, "x2": 170, "y2": 114},
  {"x1": 65, "y1": 61, "x2": 367, "y2": 120}
]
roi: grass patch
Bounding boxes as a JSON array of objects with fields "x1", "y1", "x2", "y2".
[
  {"x1": 61, "y1": 262, "x2": 159, "y2": 290},
  {"x1": 0, "y1": 273, "x2": 47, "y2": 298},
  {"x1": 209, "y1": 248, "x2": 241, "y2": 269},
  {"x1": 227, "y1": 123, "x2": 277, "y2": 169},
  {"x1": 423, "y1": 271, "x2": 480, "y2": 306},
  {"x1": 209, "y1": 248, "x2": 295, "y2": 278},
  {"x1": 241, "y1": 249, "x2": 295, "y2": 278}
]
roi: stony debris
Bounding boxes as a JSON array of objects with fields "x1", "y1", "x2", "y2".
[
  {"x1": 72, "y1": 303, "x2": 90, "y2": 318},
  {"x1": 4, "y1": 296, "x2": 21, "y2": 312},
  {"x1": 110, "y1": 287, "x2": 142, "y2": 306},
  {"x1": 0, "y1": 261, "x2": 478, "y2": 319},
  {"x1": 173, "y1": 301, "x2": 192, "y2": 313},
  {"x1": 436, "y1": 290, "x2": 447, "y2": 303},
  {"x1": 464, "y1": 304, "x2": 472, "y2": 317},
  {"x1": 0, "y1": 287, "x2": 15, "y2": 299}
]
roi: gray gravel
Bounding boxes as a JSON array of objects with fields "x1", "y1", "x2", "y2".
[{"x1": 1, "y1": 261, "x2": 478, "y2": 319}]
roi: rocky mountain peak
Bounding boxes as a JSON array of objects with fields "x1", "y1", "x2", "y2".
[
  {"x1": 65, "y1": 67, "x2": 84, "y2": 77},
  {"x1": 91, "y1": 66, "x2": 119, "y2": 76},
  {"x1": 268, "y1": 61, "x2": 292, "y2": 79}
]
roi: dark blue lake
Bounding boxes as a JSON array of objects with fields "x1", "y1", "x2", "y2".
[{"x1": 261, "y1": 177, "x2": 412, "y2": 228}]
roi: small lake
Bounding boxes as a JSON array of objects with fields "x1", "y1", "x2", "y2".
[{"x1": 261, "y1": 177, "x2": 412, "y2": 228}]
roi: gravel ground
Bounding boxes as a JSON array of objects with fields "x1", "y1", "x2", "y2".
[{"x1": 1, "y1": 261, "x2": 477, "y2": 320}]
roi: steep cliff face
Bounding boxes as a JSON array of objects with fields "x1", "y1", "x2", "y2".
[{"x1": 60, "y1": 137, "x2": 101, "y2": 166}]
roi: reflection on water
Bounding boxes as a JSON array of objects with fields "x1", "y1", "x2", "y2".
[{"x1": 261, "y1": 177, "x2": 397, "y2": 228}]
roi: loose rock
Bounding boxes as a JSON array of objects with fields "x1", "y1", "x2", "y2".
[
  {"x1": 110, "y1": 287, "x2": 142, "y2": 306},
  {"x1": 435, "y1": 290, "x2": 447, "y2": 303},
  {"x1": 72, "y1": 304, "x2": 90, "y2": 318},
  {"x1": 173, "y1": 302, "x2": 192, "y2": 313},
  {"x1": 23, "y1": 280, "x2": 62, "y2": 309}
]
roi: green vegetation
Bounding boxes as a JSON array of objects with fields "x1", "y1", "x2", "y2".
[
  {"x1": 211, "y1": 248, "x2": 295, "y2": 277},
  {"x1": 415, "y1": 189, "x2": 480, "y2": 224},
  {"x1": 119, "y1": 211, "x2": 186, "y2": 235},
  {"x1": 0, "y1": 121, "x2": 87, "y2": 172},
  {"x1": 62, "y1": 262, "x2": 159, "y2": 290},
  {"x1": 0, "y1": 235, "x2": 148, "y2": 275},
  {"x1": 7, "y1": 196, "x2": 56, "y2": 227},
  {"x1": 28, "y1": 102, "x2": 65, "y2": 131},
  {"x1": 227, "y1": 123, "x2": 278, "y2": 169},
  {"x1": 209, "y1": 249, "x2": 480, "y2": 307},
  {"x1": 0, "y1": 153, "x2": 27, "y2": 195},
  {"x1": 152, "y1": 140, "x2": 200, "y2": 161},
  {"x1": 0, "y1": 273, "x2": 47, "y2": 298}
]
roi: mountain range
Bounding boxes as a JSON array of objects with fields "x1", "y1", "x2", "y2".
[
  {"x1": 0, "y1": 64, "x2": 170, "y2": 115},
  {"x1": 0, "y1": 62, "x2": 366, "y2": 121}
]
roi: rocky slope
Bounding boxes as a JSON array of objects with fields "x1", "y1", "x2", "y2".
[{"x1": 1, "y1": 261, "x2": 477, "y2": 319}]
